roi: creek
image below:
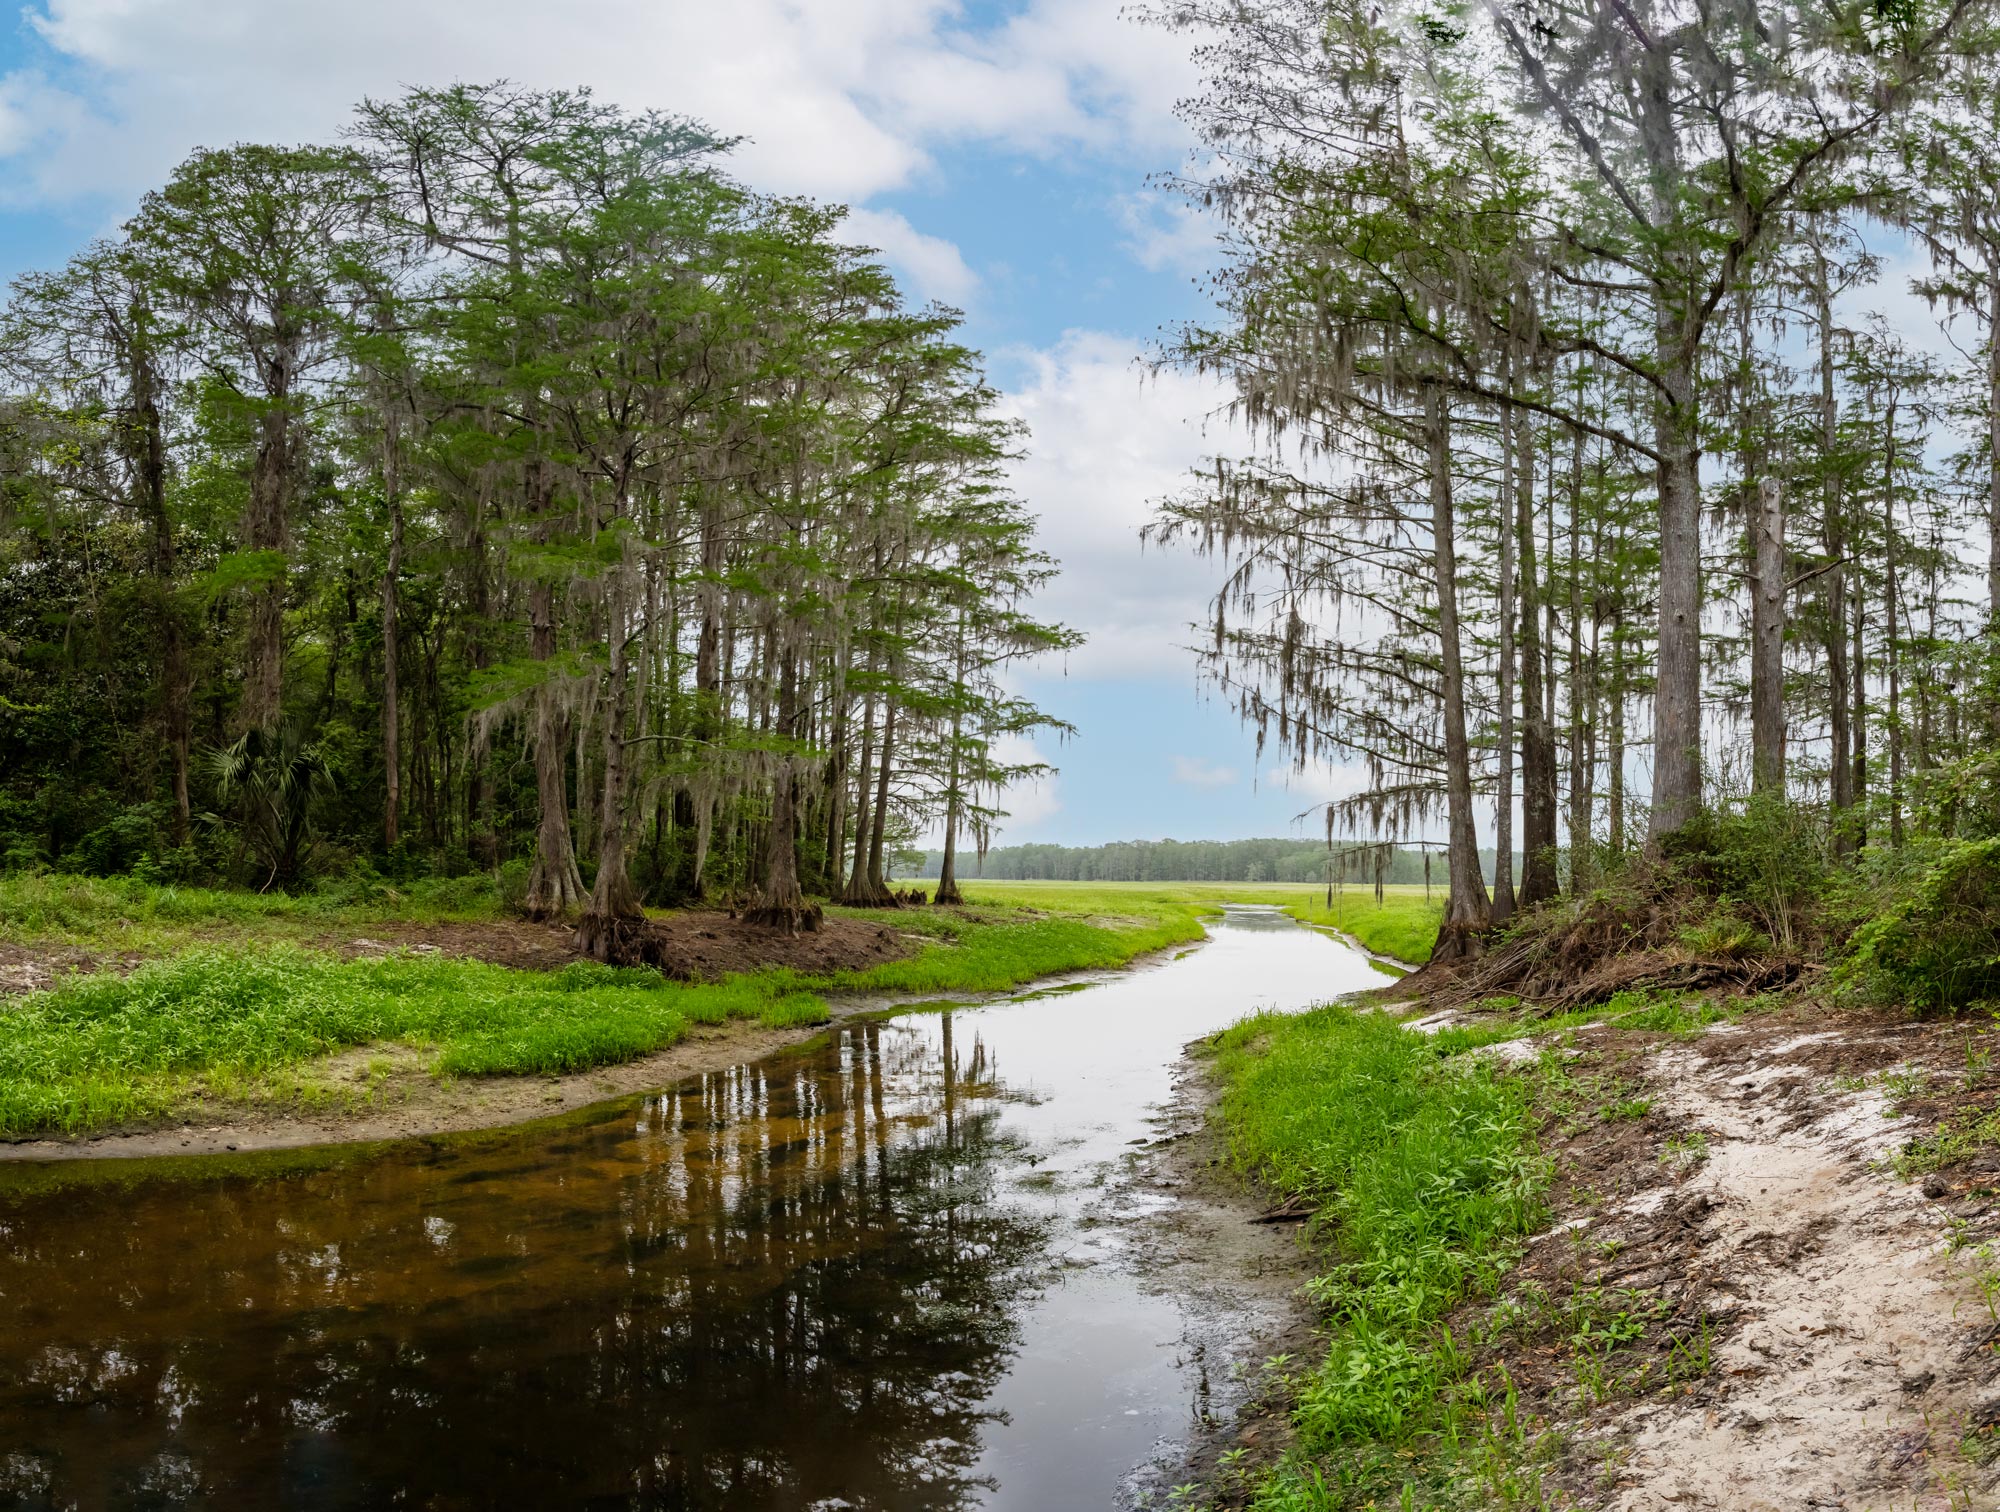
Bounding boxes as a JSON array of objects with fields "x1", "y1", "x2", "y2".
[{"x1": 0, "y1": 906, "x2": 1387, "y2": 1510}]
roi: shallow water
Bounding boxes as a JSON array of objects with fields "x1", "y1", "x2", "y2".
[{"x1": 0, "y1": 907, "x2": 1385, "y2": 1511}]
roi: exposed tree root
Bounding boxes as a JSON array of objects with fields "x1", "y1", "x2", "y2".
[
  {"x1": 837, "y1": 884, "x2": 902, "y2": 909},
  {"x1": 742, "y1": 900, "x2": 824, "y2": 936},
  {"x1": 1399, "y1": 864, "x2": 1806, "y2": 1010},
  {"x1": 573, "y1": 911, "x2": 685, "y2": 970}
]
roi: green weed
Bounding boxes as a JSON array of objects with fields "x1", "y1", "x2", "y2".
[{"x1": 1210, "y1": 1004, "x2": 1547, "y2": 1507}]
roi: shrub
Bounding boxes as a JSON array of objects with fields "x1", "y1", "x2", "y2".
[
  {"x1": 1849, "y1": 837, "x2": 2000, "y2": 1011},
  {"x1": 497, "y1": 858, "x2": 532, "y2": 917}
]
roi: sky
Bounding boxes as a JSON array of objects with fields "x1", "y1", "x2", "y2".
[{"x1": 0, "y1": 0, "x2": 1367, "y2": 848}]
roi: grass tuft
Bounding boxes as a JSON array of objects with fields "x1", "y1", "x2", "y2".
[{"x1": 1208, "y1": 1004, "x2": 1547, "y2": 1506}]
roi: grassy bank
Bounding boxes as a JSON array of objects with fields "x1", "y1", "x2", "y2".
[
  {"x1": 954, "y1": 880, "x2": 1444, "y2": 965},
  {"x1": 0, "y1": 877, "x2": 1206, "y2": 1140},
  {"x1": 1206, "y1": 1004, "x2": 1550, "y2": 1509},
  {"x1": 0, "y1": 871, "x2": 504, "y2": 951}
]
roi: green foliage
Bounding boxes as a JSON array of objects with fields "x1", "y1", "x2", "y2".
[
  {"x1": 203, "y1": 726, "x2": 339, "y2": 889},
  {"x1": 1663, "y1": 793, "x2": 1833, "y2": 952},
  {"x1": 1210, "y1": 1005, "x2": 1545, "y2": 1501},
  {"x1": 0, "y1": 946, "x2": 828, "y2": 1136},
  {"x1": 1848, "y1": 837, "x2": 2000, "y2": 1010},
  {"x1": 496, "y1": 858, "x2": 532, "y2": 917}
]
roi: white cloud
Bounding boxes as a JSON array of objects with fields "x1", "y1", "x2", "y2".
[
  {"x1": 1169, "y1": 755, "x2": 1236, "y2": 789},
  {"x1": 996, "y1": 327, "x2": 1235, "y2": 681},
  {"x1": 1114, "y1": 189, "x2": 1217, "y2": 275},
  {"x1": 0, "y1": 0, "x2": 1194, "y2": 214},
  {"x1": 841, "y1": 206, "x2": 978, "y2": 308},
  {"x1": 991, "y1": 733, "x2": 1062, "y2": 831}
]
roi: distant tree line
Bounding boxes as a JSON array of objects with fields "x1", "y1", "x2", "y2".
[
  {"x1": 905, "y1": 837, "x2": 1468, "y2": 886},
  {"x1": 0, "y1": 84, "x2": 1076, "y2": 952}
]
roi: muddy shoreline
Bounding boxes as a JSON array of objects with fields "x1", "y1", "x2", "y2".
[
  {"x1": 0, "y1": 943, "x2": 1197, "y2": 1164},
  {"x1": 1125, "y1": 1046, "x2": 1319, "y2": 1504}
]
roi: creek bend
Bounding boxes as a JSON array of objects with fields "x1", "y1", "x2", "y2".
[{"x1": 0, "y1": 907, "x2": 1387, "y2": 1510}]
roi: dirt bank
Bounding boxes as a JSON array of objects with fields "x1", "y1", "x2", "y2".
[
  {"x1": 1461, "y1": 1005, "x2": 2000, "y2": 1509},
  {"x1": 0, "y1": 909, "x2": 929, "y2": 998}
]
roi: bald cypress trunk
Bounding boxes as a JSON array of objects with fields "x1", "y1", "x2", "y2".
[
  {"x1": 1518, "y1": 420, "x2": 1559, "y2": 906},
  {"x1": 1492, "y1": 397, "x2": 1519, "y2": 924},
  {"x1": 1426, "y1": 387, "x2": 1492, "y2": 961},
  {"x1": 1750, "y1": 477, "x2": 1787, "y2": 795},
  {"x1": 747, "y1": 644, "x2": 822, "y2": 933}
]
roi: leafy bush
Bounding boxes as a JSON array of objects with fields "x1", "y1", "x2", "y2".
[
  {"x1": 1664, "y1": 792, "x2": 1832, "y2": 952},
  {"x1": 1849, "y1": 837, "x2": 2000, "y2": 1011}
]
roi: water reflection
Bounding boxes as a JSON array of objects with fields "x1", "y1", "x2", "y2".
[
  {"x1": 0, "y1": 1020, "x2": 1041, "y2": 1511},
  {"x1": 0, "y1": 906, "x2": 1382, "y2": 1511}
]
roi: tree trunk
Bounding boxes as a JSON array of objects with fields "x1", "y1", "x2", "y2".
[
  {"x1": 242, "y1": 386, "x2": 293, "y2": 733},
  {"x1": 1852, "y1": 557, "x2": 1869, "y2": 847},
  {"x1": 1566, "y1": 423, "x2": 1590, "y2": 885},
  {"x1": 1608, "y1": 601, "x2": 1627, "y2": 854},
  {"x1": 1884, "y1": 395, "x2": 1904, "y2": 848},
  {"x1": 381, "y1": 407, "x2": 403, "y2": 851},
  {"x1": 1425, "y1": 387, "x2": 1492, "y2": 962},
  {"x1": 1988, "y1": 257, "x2": 2000, "y2": 642},
  {"x1": 1493, "y1": 395, "x2": 1518, "y2": 923},
  {"x1": 1818, "y1": 266, "x2": 1854, "y2": 846},
  {"x1": 130, "y1": 305, "x2": 190, "y2": 845},
  {"x1": 934, "y1": 613, "x2": 968, "y2": 907},
  {"x1": 577, "y1": 566, "x2": 654, "y2": 960},
  {"x1": 865, "y1": 700, "x2": 898, "y2": 900},
  {"x1": 1517, "y1": 419, "x2": 1559, "y2": 906},
  {"x1": 524, "y1": 577, "x2": 585, "y2": 919},
  {"x1": 820, "y1": 643, "x2": 852, "y2": 890},
  {"x1": 1650, "y1": 341, "x2": 1704, "y2": 840},
  {"x1": 1750, "y1": 476, "x2": 1787, "y2": 795},
  {"x1": 841, "y1": 690, "x2": 884, "y2": 905},
  {"x1": 747, "y1": 644, "x2": 823, "y2": 934}
]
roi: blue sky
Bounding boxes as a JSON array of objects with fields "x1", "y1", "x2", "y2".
[{"x1": 0, "y1": 0, "x2": 1356, "y2": 846}]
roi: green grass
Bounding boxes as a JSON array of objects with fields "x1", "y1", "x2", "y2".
[
  {"x1": 0, "y1": 870, "x2": 503, "y2": 949},
  {"x1": 1206, "y1": 1004, "x2": 1548, "y2": 1509},
  {"x1": 949, "y1": 879, "x2": 1445, "y2": 965},
  {"x1": 0, "y1": 947, "x2": 830, "y2": 1136},
  {"x1": 803, "y1": 896, "x2": 1206, "y2": 994},
  {"x1": 0, "y1": 878, "x2": 1211, "y2": 1139}
]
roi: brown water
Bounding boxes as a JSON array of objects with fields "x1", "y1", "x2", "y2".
[{"x1": 0, "y1": 907, "x2": 1385, "y2": 1511}]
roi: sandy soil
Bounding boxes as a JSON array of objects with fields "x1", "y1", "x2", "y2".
[
  {"x1": 1602, "y1": 1019, "x2": 2000, "y2": 1511},
  {"x1": 1460, "y1": 1008, "x2": 2000, "y2": 1511}
]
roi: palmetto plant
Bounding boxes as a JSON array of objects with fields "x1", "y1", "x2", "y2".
[{"x1": 203, "y1": 727, "x2": 337, "y2": 892}]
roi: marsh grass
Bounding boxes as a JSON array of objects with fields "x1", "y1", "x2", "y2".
[
  {"x1": 0, "y1": 870, "x2": 504, "y2": 952},
  {"x1": 0, "y1": 948, "x2": 828, "y2": 1135},
  {"x1": 1207, "y1": 1005, "x2": 1548, "y2": 1508},
  {"x1": 957, "y1": 879, "x2": 1445, "y2": 965}
]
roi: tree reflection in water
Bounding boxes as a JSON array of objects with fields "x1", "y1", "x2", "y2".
[{"x1": 0, "y1": 1015, "x2": 1043, "y2": 1511}]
